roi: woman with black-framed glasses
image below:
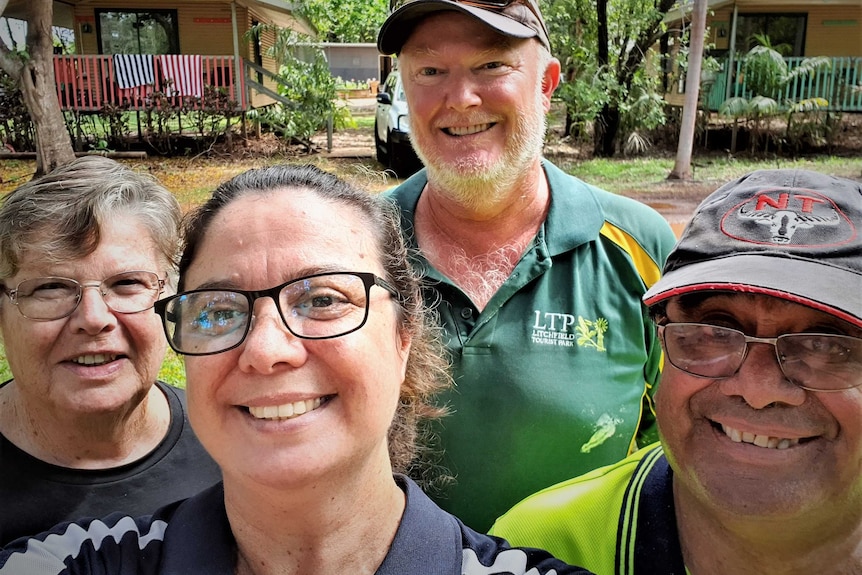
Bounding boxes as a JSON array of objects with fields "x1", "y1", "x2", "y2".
[
  {"x1": 0, "y1": 165, "x2": 596, "y2": 575},
  {"x1": 0, "y1": 156, "x2": 220, "y2": 546}
]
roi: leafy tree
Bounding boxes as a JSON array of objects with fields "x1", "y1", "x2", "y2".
[
  {"x1": 541, "y1": 0, "x2": 675, "y2": 157},
  {"x1": 593, "y1": 0, "x2": 676, "y2": 156},
  {"x1": 541, "y1": 0, "x2": 608, "y2": 141},
  {"x1": 296, "y1": 0, "x2": 387, "y2": 43},
  {"x1": 248, "y1": 25, "x2": 337, "y2": 150},
  {"x1": 0, "y1": 0, "x2": 75, "y2": 175}
]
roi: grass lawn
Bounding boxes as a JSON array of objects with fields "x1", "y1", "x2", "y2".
[{"x1": 555, "y1": 154, "x2": 862, "y2": 194}]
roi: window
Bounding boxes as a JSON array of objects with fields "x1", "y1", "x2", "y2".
[
  {"x1": 736, "y1": 14, "x2": 807, "y2": 56},
  {"x1": 96, "y1": 10, "x2": 179, "y2": 55}
]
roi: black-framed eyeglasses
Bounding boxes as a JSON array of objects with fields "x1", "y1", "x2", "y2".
[
  {"x1": 4, "y1": 271, "x2": 165, "y2": 321},
  {"x1": 658, "y1": 323, "x2": 862, "y2": 392},
  {"x1": 154, "y1": 271, "x2": 401, "y2": 356}
]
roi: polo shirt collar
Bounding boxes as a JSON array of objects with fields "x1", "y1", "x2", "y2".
[
  {"x1": 540, "y1": 160, "x2": 606, "y2": 254},
  {"x1": 630, "y1": 450, "x2": 686, "y2": 574},
  {"x1": 159, "y1": 476, "x2": 462, "y2": 575},
  {"x1": 378, "y1": 475, "x2": 463, "y2": 575},
  {"x1": 388, "y1": 161, "x2": 607, "y2": 259}
]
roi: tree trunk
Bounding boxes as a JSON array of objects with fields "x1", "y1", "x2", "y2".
[
  {"x1": 669, "y1": 0, "x2": 707, "y2": 181},
  {"x1": 564, "y1": 111, "x2": 574, "y2": 139},
  {"x1": 593, "y1": 0, "x2": 613, "y2": 156},
  {"x1": 594, "y1": 105, "x2": 620, "y2": 157},
  {"x1": 0, "y1": 0, "x2": 75, "y2": 177}
]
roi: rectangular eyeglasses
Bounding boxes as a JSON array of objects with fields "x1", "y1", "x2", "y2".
[
  {"x1": 154, "y1": 271, "x2": 401, "y2": 356},
  {"x1": 5, "y1": 271, "x2": 164, "y2": 321},
  {"x1": 659, "y1": 322, "x2": 862, "y2": 392}
]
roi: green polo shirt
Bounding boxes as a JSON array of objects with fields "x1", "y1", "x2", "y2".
[{"x1": 385, "y1": 160, "x2": 677, "y2": 530}]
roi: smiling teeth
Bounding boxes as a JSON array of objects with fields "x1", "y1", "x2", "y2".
[
  {"x1": 249, "y1": 398, "x2": 323, "y2": 420},
  {"x1": 73, "y1": 354, "x2": 117, "y2": 366},
  {"x1": 446, "y1": 123, "x2": 491, "y2": 136},
  {"x1": 722, "y1": 424, "x2": 799, "y2": 450}
]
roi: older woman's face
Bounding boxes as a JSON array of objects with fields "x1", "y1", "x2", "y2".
[
  {"x1": 0, "y1": 214, "x2": 169, "y2": 417},
  {"x1": 182, "y1": 189, "x2": 411, "y2": 490}
]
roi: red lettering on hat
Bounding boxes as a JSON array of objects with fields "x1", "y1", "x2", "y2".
[
  {"x1": 794, "y1": 194, "x2": 826, "y2": 213},
  {"x1": 755, "y1": 193, "x2": 825, "y2": 213},
  {"x1": 755, "y1": 193, "x2": 789, "y2": 210}
]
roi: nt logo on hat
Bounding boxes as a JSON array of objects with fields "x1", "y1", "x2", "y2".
[{"x1": 721, "y1": 188, "x2": 852, "y2": 246}]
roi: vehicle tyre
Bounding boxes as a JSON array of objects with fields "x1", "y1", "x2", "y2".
[
  {"x1": 389, "y1": 137, "x2": 405, "y2": 177},
  {"x1": 375, "y1": 120, "x2": 389, "y2": 166},
  {"x1": 390, "y1": 138, "x2": 420, "y2": 178}
]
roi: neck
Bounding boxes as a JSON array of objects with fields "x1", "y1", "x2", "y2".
[
  {"x1": 675, "y1": 481, "x2": 862, "y2": 575},
  {"x1": 227, "y1": 463, "x2": 405, "y2": 575},
  {"x1": 416, "y1": 163, "x2": 549, "y2": 310},
  {"x1": 423, "y1": 159, "x2": 548, "y2": 224},
  {"x1": 0, "y1": 383, "x2": 170, "y2": 467}
]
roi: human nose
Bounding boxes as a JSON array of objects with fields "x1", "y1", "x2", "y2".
[
  {"x1": 718, "y1": 340, "x2": 806, "y2": 408},
  {"x1": 443, "y1": 72, "x2": 482, "y2": 111},
  {"x1": 67, "y1": 283, "x2": 117, "y2": 334},
  {"x1": 237, "y1": 297, "x2": 307, "y2": 374}
]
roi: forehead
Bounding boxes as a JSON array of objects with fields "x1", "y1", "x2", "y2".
[
  {"x1": 13, "y1": 214, "x2": 162, "y2": 277},
  {"x1": 187, "y1": 188, "x2": 381, "y2": 284},
  {"x1": 666, "y1": 292, "x2": 862, "y2": 336},
  {"x1": 402, "y1": 11, "x2": 517, "y2": 55}
]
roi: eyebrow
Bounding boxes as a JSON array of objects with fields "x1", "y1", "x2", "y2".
[
  {"x1": 404, "y1": 40, "x2": 515, "y2": 61},
  {"x1": 186, "y1": 265, "x2": 362, "y2": 291},
  {"x1": 671, "y1": 293, "x2": 862, "y2": 337}
]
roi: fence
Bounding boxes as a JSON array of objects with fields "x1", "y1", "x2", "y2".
[
  {"x1": 53, "y1": 54, "x2": 248, "y2": 112},
  {"x1": 703, "y1": 56, "x2": 862, "y2": 112}
]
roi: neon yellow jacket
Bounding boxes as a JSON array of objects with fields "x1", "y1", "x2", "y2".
[{"x1": 491, "y1": 444, "x2": 686, "y2": 575}]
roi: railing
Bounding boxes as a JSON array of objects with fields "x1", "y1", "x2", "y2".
[
  {"x1": 702, "y1": 56, "x2": 862, "y2": 113},
  {"x1": 53, "y1": 55, "x2": 248, "y2": 112},
  {"x1": 243, "y1": 60, "x2": 294, "y2": 107}
]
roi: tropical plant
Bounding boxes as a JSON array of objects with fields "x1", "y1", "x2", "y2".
[
  {"x1": 620, "y1": 83, "x2": 666, "y2": 155},
  {"x1": 718, "y1": 36, "x2": 831, "y2": 154},
  {"x1": 784, "y1": 97, "x2": 838, "y2": 153},
  {"x1": 540, "y1": 0, "x2": 677, "y2": 156},
  {"x1": 247, "y1": 25, "x2": 338, "y2": 151}
]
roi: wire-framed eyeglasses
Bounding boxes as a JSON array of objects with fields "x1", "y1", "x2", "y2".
[
  {"x1": 154, "y1": 272, "x2": 401, "y2": 356},
  {"x1": 659, "y1": 322, "x2": 862, "y2": 392},
  {"x1": 4, "y1": 271, "x2": 165, "y2": 321}
]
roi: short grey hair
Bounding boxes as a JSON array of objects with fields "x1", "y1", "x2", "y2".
[{"x1": 0, "y1": 156, "x2": 182, "y2": 281}]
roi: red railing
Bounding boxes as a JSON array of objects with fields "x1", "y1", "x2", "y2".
[{"x1": 53, "y1": 55, "x2": 248, "y2": 112}]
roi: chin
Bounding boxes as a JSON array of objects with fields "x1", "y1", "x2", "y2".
[{"x1": 687, "y1": 470, "x2": 827, "y2": 519}]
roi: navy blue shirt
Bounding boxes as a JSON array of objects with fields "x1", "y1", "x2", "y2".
[{"x1": 0, "y1": 475, "x2": 595, "y2": 574}]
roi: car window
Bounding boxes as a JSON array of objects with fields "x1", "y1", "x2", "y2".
[{"x1": 385, "y1": 73, "x2": 398, "y2": 96}]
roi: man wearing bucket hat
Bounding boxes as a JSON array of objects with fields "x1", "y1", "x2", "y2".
[
  {"x1": 491, "y1": 169, "x2": 862, "y2": 574},
  {"x1": 377, "y1": 0, "x2": 677, "y2": 531}
]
